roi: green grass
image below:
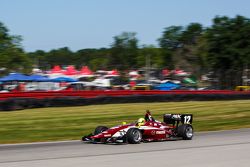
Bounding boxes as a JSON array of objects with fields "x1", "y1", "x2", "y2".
[{"x1": 0, "y1": 100, "x2": 250, "y2": 144}]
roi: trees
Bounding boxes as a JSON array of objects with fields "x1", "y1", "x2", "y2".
[
  {"x1": 74, "y1": 48, "x2": 110, "y2": 70},
  {"x1": 2, "y1": 15, "x2": 250, "y2": 90},
  {"x1": 109, "y1": 32, "x2": 139, "y2": 70},
  {"x1": 27, "y1": 50, "x2": 47, "y2": 70},
  {"x1": 177, "y1": 23, "x2": 204, "y2": 77},
  {"x1": 0, "y1": 22, "x2": 31, "y2": 74},
  {"x1": 206, "y1": 15, "x2": 250, "y2": 69},
  {"x1": 158, "y1": 26, "x2": 183, "y2": 50},
  {"x1": 203, "y1": 15, "x2": 250, "y2": 88},
  {"x1": 137, "y1": 45, "x2": 164, "y2": 68},
  {"x1": 45, "y1": 47, "x2": 74, "y2": 67},
  {"x1": 158, "y1": 23, "x2": 204, "y2": 74},
  {"x1": 158, "y1": 17, "x2": 250, "y2": 89}
]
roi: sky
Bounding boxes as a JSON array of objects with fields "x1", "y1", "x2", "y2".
[{"x1": 1, "y1": 0, "x2": 250, "y2": 52}]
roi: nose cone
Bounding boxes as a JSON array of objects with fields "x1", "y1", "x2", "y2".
[{"x1": 91, "y1": 133, "x2": 104, "y2": 139}]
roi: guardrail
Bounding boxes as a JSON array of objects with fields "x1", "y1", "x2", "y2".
[
  {"x1": 1, "y1": 90, "x2": 250, "y2": 111},
  {"x1": 0, "y1": 90, "x2": 249, "y2": 100}
]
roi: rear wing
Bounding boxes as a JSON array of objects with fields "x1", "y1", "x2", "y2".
[{"x1": 163, "y1": 114, "x2": 193, "y2": 125}]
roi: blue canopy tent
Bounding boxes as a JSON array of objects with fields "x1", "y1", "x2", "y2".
[
  {"x1": 0, "y1": 73, "x2": 52, "y2": 82},
  {"x1": 28, "y1": 75, "x2": 51, "y2": 82},
  {"x1": 50, "y1": 77, "x2": 77, "y2": 82},
  {"x1": 0, "y1": 73, "x2": 31, "y2": 82},
  {"x1": 154, "y1": 82, "x2": 180, "y2": 90}
]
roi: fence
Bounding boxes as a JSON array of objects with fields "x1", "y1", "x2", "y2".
[{"x1": 1, "y1": 90, "x2": 250, "y2": 111}]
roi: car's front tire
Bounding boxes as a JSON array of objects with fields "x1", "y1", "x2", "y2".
[
  {"x1": 93, "y1": 126, "x2": 108, "y2": 143},
  {"x1": 126, "y1": 128, "x2": 142, "y2": 144},
  {"x1": 94, "y1": 126, "x2": 108, "y2": 135}
]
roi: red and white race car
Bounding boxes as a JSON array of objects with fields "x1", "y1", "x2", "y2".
[{"x1": 82, "y1": 111, "x2": 193, "y2": 144}]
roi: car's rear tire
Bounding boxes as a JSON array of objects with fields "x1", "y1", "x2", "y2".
[
  {"x1": 177, "y1": 124, "x2": 193, "y2": 140},
  {"x1": 126, "y1": 128, "x2": 142, "y2": 144},
  {"x1": 94, "y1": 126, "x2": 108, "y2": 135}
]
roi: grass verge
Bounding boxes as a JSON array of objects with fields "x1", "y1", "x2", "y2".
[{"x1": 0, "y1": 100, "x2": 250, "y2": 144}]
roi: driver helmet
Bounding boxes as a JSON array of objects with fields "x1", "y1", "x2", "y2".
[{"x1": 137, "y1": 118, "x2": 145, "y2": 126}]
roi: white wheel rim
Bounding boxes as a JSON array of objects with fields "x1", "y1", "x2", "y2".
[
  {"x1": 186, "y1": 126, "x2": 193, "y2": 138},
  {"x1": 133, "y1": 130, "x2": 142, "y2": 142}
]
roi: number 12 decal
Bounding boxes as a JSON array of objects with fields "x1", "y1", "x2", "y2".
[{"x1": 184, "y1": 115, "x2": 191, "y2": 124}]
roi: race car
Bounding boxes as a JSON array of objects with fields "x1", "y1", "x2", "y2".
[{"x1": 82, "y1": 110, "x2": 193, "y2": 144}]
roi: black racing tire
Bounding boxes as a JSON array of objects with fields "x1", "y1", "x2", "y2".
[
  {"x1": 126, "y1": 128, "x2": 142, "y2": 144},
  {"x1": 177, "y1": 124, "x2": 193, "y2": 140},
  {"x1": 94, "y1": 126, "x2": 108, "y2": 135},
  {"x1": 93, "y1": 126, "x2": 109, "y2": 143}
]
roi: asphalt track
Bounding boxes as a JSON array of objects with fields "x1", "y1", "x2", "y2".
[{"x1": 0, "y1": 128, "x2": 250, "y2": 167}]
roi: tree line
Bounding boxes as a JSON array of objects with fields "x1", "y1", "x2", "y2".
[{"x1": 1, "y1": 15, "x2": 250, "y2": 88}]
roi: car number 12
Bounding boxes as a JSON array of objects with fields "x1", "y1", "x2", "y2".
[{"x1": 184, "y1": 115, "x2": 191, "y2": 124}]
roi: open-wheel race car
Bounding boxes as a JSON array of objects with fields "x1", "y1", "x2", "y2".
[{"x1": 82, "y1": 111, "x2": 193, "y2": 144}]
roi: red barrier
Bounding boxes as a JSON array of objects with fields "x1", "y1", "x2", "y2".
[{"x1": 1, "y1": 90, "x2": 250, "y2": 101}]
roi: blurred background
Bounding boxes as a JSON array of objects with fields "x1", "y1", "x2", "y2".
[{"x1": 1, "y1": 0, "x2": 250, "y2": 91}]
